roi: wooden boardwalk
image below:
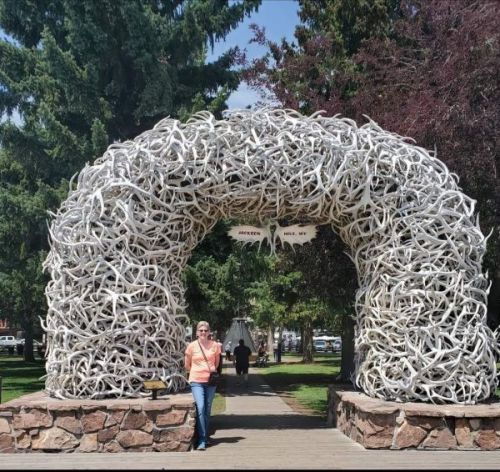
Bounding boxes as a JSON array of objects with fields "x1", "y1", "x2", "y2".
[{"x1": 1, "y1": 364, "x2": 500, "y2": 469}]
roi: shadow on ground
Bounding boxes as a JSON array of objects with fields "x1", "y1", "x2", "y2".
[{"x1": 212, "y1": 413, "x2": 328, "y2": 430}]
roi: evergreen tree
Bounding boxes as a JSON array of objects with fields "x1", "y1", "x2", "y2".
[
  {"x1": 184, "y1": 220, "x2": 270, "y2": 337},
  {"x1": 0, "y1": 0, "x2": 260, "y2": 360}
]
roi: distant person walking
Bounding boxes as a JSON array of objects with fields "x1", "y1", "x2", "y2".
[
  {"x1": 225, "y1": 340, "x2": 232, "y2": 362},
  {"x1": 184, "y1": 321, "x2": 221, "y2": 451},
  {"x1": 233, "y1": 338, "x2": 252, "y2": 385}
]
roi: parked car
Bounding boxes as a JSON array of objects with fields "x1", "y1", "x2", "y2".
[
  {"x1": 313, "y1": 339, "x2": 327, "y2": 352},
  {"x1": 332, "y1": 339, "x2": 342, "y2": 352},
  {"x1": 1, "y1": 337, "x2": 43, "y2": 355},
  {"x1": 0, "y1": 335, "x2": 16, "y2": 345},
  {"x1": 0, "y1": 335, "x2": 17, "y2": 354}
]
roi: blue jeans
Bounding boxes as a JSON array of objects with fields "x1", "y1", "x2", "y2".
[{"x1": 190, "y1": 382, "x2": 217, "y2": 444}]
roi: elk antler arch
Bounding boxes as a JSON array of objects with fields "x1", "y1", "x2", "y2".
[{"x1": 44, "y1": 108, "x2": 497, "y2": 404}]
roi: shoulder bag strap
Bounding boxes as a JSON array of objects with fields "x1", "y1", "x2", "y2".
[{"x1": 197, "y1": 339, "x2": 212, "y2": 372}]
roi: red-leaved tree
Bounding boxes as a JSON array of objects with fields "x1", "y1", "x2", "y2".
[{"x1": 244, "y1": 0, "x2": 500, "y2": 334}]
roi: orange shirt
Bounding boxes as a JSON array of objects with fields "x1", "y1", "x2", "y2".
[{"x1": 185, "y1": 340, "x2": 221, "y2": 383}]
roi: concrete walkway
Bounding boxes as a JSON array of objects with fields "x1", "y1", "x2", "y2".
[{"x1": 1, "y1": 363, "x2": 500, "y2": 469}]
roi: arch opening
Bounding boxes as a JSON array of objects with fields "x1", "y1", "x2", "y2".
[{"x1": 44, "y1": 109, "x2": 497, "y2": 404}]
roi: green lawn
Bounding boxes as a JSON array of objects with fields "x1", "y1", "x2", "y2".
[
  {"x1": 260, "y1": 354, "x2": 500, "y2": 416},
  {"x1": 258, "y1": 352, "x2": 343, "y2": 417},
  {"x1": 0, "y1": 355, "x2": 46, "y2": 403},
  {"x1": 211, "y1": 392, "x2": 225, "y2": 415}
]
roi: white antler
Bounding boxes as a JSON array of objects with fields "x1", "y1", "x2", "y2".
[{"x1": 43, "y1": 108, "x2": 496, "y2": 404}]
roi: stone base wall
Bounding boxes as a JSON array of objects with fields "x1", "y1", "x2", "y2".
[
  {"x1": 328, "y1": 387, "x2": 500, "y2": 450},
  {"x1": 0, "y1": 391, "x2": 196, "y2": 453}
]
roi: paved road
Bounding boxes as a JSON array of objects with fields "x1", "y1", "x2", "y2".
[{"x1": 1, "y1": 362, "x2": 500, "y2": 469}]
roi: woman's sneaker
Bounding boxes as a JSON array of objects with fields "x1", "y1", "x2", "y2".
[{"x1": 196, "y1": 441, "x2": 206, "y2": 451}]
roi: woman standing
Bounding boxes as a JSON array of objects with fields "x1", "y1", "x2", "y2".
[{"x1": 184, "y1": 321, "x2": 221, "y2": 451}]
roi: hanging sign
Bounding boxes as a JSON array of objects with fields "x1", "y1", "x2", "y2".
[
  {"x1": 275, "y1": 224, "x2": 317, "y2": 248},
  {"x1": 227, "y1": 225, "x2": 271, "y2": 245},
  {"x1": 228, "y1": 223, "x2": 317, "y2": 253}
]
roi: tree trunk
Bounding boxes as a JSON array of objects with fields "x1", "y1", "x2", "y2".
[
  {"x1": 22, "y1": 316, "x2": 35, "y2": 362},
  {"x1": 302, "y1": 321, "x2": 313, "y2": 363},
  {"x1": 487, "y1": 265, "x2": 500, "y2": 332},
  {"x1": 267, "y1": 325, "x2": 274, "y2": 355},
  {"x1": 338, "y1": 313, "x2": 355, "y2": 382}
]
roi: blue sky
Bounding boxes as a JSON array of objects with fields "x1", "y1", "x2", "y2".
[{"x1": 207, "y1": 0, "x2": 300, "y2": 108}]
